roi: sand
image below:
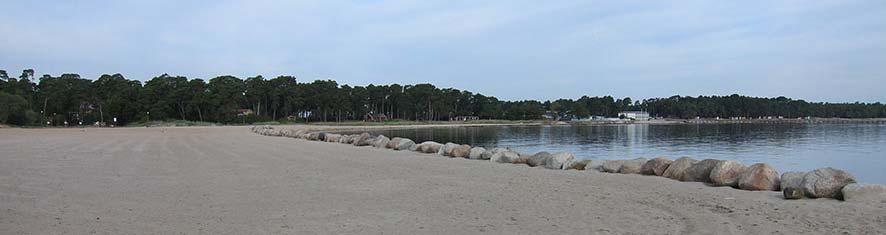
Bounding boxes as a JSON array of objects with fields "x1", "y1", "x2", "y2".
[{"x1": 1, "y1": 126, "x2": 884, "y2": 234}]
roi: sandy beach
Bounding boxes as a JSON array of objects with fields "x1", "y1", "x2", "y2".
[{"x1": 1, "y1": 126, "x2": 884, "y2": 234}]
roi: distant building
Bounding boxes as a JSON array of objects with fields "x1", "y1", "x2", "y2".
[
  {"x1": 236, "y1": 109, "x2": 254, "y2": 116},
  {"x1": 365, "y1": 113, "x2": 387, "y2": 122},
  {"x1": 618, "y1": 111, "x2": 650, "y2": 120},
  {"x1": 450, "y1": 116, "x2": 479, "y2": 121}
]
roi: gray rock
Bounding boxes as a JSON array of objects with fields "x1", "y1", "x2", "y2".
[
  {"x1": 372, "y1": 135, "x2": 391, "y2": 148},
  {"x1": 842, "y1": 183, "x2": 886, "y2": 203},
  {"x1": 640, "y1": 157, "x2": 672, "y2": 176},
  {"x1": 293, "y1": 130, "x2": 308, "y2": 139},
  {"x1": 340, "y1": 135, "x2": 353, "y2": 144},
  {"x1": 784, "y1": 187, "x2": 804, "y2": 200},
  {"x1": 306, "y1": 132, "x2": 320, "y2": 141},
  {"x1": 450, "y1": 144, "x2": 472, "y2": 158},
  {"x1": 285, "y1": 130, "x2": 297, "y2": 137},
  {"x1": 618, "y1": 158, "x2": 648, "y2": 174},
  {"x1": 352, "y1": 133, "x2": 375, "y2": 146},
  {"x1": 738, "y1": 163, "x2": 780, "y2": 191},
  {"x1": 438, "y1": 142, "x2": 459, "y2": 156},
  {"x1": 415, "y1": 141, "x2": 443, "y2": 153},
  {"x1": 601, "y1": 160, "x2": 625, "y2": 173},
  {"x1": 527, "y1": 152, "x2": 553, "y2": 167},
  {"x1": 780, "y1": 172, "x2": 806, "y2": 193},
  {"x1": 480, "y1": 148, "x2": 507, "y2": 160},
  {"x1": 324, "y1": 134, "x2": 342, "y2": 142},
  {"x1": 682, "y1": 159, "x2": 721, "y2": 182},
  {"x1": 662, "y1": 157, "x2": 697, "y2": 180},
  {"x1": 546, "y1": 152, "x2": 576, "y2": 170},
  {"x1": 513, "y1": 153, "x2": 530, "y2": 165},
  {"x1": 393, "y1": 138, "x2": 416, "y2": 151},
  {"x1": 490, "y1": 150, "x2": 521, "y2": 163},
  {"x1": 302, "y1": 130, "x2": 315, "y2": 138},
  {"x1": 386, "y1": 137, "x2": 403, "y2": 149},
  {"x1": 468, "y1": 147, "x2": 487, "y2": 160},
  {"x1": 564, "y1": 159, "x2": 592, "y2": 170},
  {"x1": 709, "y1": 160, "x2": 747, "y2": 187},
  {"x1": 584, "y1": 160, "x2": 606, "y2": 172},
  {"x1": 307, "y1": 132, "x2": 327, "y2": 141},
  {"x1": 267, "y1": 129, "x2": 281, "y2": 136},
  {"x1": 801, "y1": 167, "x2": 856, "y2": 199}
]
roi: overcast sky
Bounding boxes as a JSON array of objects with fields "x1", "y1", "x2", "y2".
[{"x1": 2, "y1": 1, "x2": 885, "y2": 102}]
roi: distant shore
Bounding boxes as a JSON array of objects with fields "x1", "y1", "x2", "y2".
[
  {"x1": 3, "y1": 117, "x2": 883, "y2": 130},
  {"x1": 570, "y1": 117, "x2": 886, "y2": 125}
]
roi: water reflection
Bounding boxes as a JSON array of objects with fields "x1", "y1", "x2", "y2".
[{"x1": 368, "y1": 124, "x2": 886, "y2": 183}]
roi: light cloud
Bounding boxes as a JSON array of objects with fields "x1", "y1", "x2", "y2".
[{"x1": 1, "y1": 0, "x2": 884, "y2": 102}]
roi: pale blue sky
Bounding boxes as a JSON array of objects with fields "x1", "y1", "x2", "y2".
[{"x1": 1, "y1": 1, "x2": 885, "y2": 102}]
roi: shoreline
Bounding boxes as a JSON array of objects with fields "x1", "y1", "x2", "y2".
[{"x1": 3, "y1": 117, "x2": 885, "y2": 130}]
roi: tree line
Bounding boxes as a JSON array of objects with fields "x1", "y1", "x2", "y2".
[{"x1": 1, "y1": 69, "x2": 885, "y2": 126}]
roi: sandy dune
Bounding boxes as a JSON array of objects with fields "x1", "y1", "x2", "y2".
[{"x1": 1, "y1": 126, "x2": 884, "y2": 234}]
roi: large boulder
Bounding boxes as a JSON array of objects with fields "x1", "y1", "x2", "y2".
[
  {"x1": 352, "y1": 133, "x2": 374, "y2": 146},
  {"x1": 324, "y1": 134, "x2": 342, "y2": 142},
  {"x1": 584, "y1": 160, "x2": 606, "y2": 172},
  {"x1": 527, "y1": 152, "x2": 553, "y2": 167},
  {"x1": 618, "y1": 158, "x2": 649, "y2": 174},
  {"x1": 468, "y1": 147, "x2": 487, "y2": 160},
  {"x1": 780, "y1": 171, "x2": 806, "y2": 195},
  {"x1": 545, "y1": 152, "x2": 576, "y2": 170},
  {"x1": 490, "y1": 150, "x2": 521, "y2": 163},
  {"x1": 293, "y1": 130, "x2": 308, "y2": 139},
  {"x1": 641, "y1": 157, "x2": 672, "y2": 176},
  {"x1": 841, "y1": 183, "x2": 886, "y2": 203},
  {"x1": 801, "y1": 167, "x2": 856, "y2": 199},
  {"x1": 784, "y1": 187, "x2": 804, "y2": 200},
  {"x1": 564, "y1": 159, "x2": 592, "y2": 170},
  {"x1": 738, "y1": 163, "x2": 780, "y2": 191},
  {"x1": 709, "y1": 160, "x2": 747, "y2": 187},
  {"x1": 601, "y1": 160, "x2": 625, "y2": 173},
  {"x1": 682, "y1": 159, "x2": 721, "y2": 182},
  {"x1": 513, "y1": 154, "x2": 530, "y2": 165},
  {"x1": 415, "y1": 141, "x2": 443, "y2": 153},
  {"x1": 372, "y1": 135, "x2": 391, "y2": 148},
  {"x1": 438, "y1": 143, "x2": 459, "y2": 156},
  {"x1": 306, "y1": 132, "x2": 320, "y2": 140},
  {"x1": 393, "y1": 138, "x2": 416, "y2": 151},
  {"x1": 662, "y1": 157, "x2": 697, "y2": 180},
  {"x1": 386, "y1": 137, "x2": 403, "y2": 149},
  {"x1": 450, "y1": 144, "x2": 472, "y2": 158},
  {"x1": 307, "y1": 132, "x2": 327, "y2": 141},
  {"x1": 279, "y1": 129, "x2": 294, "y2": 138},
  {"x1": 481, "y1": 148, "x2": 508, "y2": 160},
  {"x1": 340, "y1": 135, "x2": 353, "y2": 144}
]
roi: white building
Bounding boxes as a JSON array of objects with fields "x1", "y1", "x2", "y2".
[{"x1": 618, "y1": 111, "x2": 650, "y2": 120}]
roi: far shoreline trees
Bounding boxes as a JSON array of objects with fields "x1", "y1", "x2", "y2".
[{"x1": 1, "y1": 69, "x2": 884, "y2": 126}]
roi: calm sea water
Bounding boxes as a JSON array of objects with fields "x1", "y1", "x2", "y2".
[{"x1": 366, "y1": 124, "x2": 886, "y2": 184}]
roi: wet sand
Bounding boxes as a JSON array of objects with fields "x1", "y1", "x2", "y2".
[{"x1": 1, "y1": 126, "x2": 884, "y2": 234}]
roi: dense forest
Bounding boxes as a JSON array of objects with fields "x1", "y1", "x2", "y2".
[{"x1": 1, "y1": 69, "x2": 885, "y2": 126}]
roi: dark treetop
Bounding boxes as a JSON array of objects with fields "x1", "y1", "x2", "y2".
[{"x1": 1, "y1": 69, "x2": 884, "y2": 126}]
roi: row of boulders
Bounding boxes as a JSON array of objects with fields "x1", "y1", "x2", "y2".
[
  {"x1": 250, "y1": 126, "x2": 576, "y2": 170},
  {"x1": 584, "y1": 156, "x2": 882, "y2": 202},
  {"x1": 779, "y1": 167, "x2": 873, "y2": 201},
  {"x1": 251, "y1": 125, "x2": 884, "y2": 203}
]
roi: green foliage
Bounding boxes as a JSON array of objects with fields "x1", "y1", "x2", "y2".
[
  {"x1": 0, "y1": 92, "x2": 38, "y2": 125},
  {"x1": 1, "y1": 68, "x2": 885, "y2": 127},
  {"x1": 641, "y1": 95, "x2": 886, "y2": 118}
]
